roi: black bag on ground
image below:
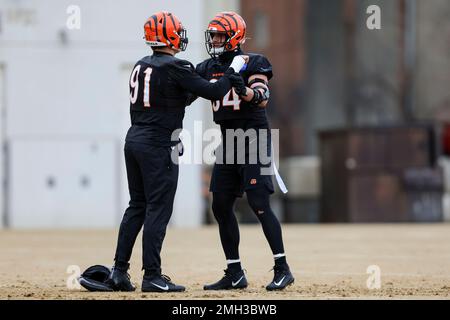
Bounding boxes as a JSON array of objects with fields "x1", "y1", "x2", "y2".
[{"x1": 78, "y1": 265, "x2": 113, "y2": 292}]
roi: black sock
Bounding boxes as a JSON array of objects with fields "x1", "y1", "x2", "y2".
[
  {"x1": 144, "y1": 269, "x2": 160, "y2": 278},
  {"x1": 274, "y1": 256, "x2": 288, "y2": 268},
  {"x1": 227, "y1": 262, "x2": 242, "y2": 273}
]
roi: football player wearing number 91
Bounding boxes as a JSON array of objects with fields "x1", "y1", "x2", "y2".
[
  {"x1": 195, "y1": 12, "x2": 294, "y2": 291},
  {"x1": 79, "y1": 12, "x2": 248, "y2": 294}
]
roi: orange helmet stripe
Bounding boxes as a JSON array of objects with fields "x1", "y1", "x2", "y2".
[
  {"x1": 222, "y1": 13, "x2": 238, "y2": 30},
  {"x1": 157, "y1": 13, "x2": 165, "y2": 43},
  {"x1": 209, "y1": 18, "x2": 229, "y2": 33},
  {"x1": 161, "y1": 12, "x2": 169, "y2": 44},
  {"x1": 150, "y1": 14, "x2": 160, "y2": 41},
  {"x1": 167, "y1": 12, "x2": 177, "y2": 32}
]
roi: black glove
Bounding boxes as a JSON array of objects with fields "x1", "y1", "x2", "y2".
[{"x1": 227, "y1": 72, "x2": 247, "y2": 96}]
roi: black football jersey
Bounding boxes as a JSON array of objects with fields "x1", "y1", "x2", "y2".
[
  {"x1": 126, "y1": 51, "x2": 232, "y2": 146},
  {"x1": 196, "y1": 50, "x2": 273, "y2": 124}
]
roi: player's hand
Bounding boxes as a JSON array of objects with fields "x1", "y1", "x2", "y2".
[
  {"x1": 228, "y1": 73, "x2": 247, "y2": 97},
  {"x1": 229, "y1": 55, "x2": 247, "y2": 73},
  {"x1": 238, "y1": 55, "x2": 249, "y2": 64}
]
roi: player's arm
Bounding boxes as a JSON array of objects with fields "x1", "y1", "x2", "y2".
[
  {"x1": 228, "y1": 73, "x2": 270, "y2": 108},
  {"x1": 169, "y1": 56, "x2": 248, "y2": 101},
  {"x1": 177, "y1": 70, "x2": 231, "y2": 101},
  {"x1": 228, "y1": 54, "x2": 272, "y2": 108},
  {"x1": 241, "y1": 74, "x2": 270, "y2": 108},
  {"x1": 186, "y1": 93, "x2": 198, "y2": 106}
]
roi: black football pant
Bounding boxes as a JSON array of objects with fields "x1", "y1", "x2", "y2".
[{"x1": 114, "y1": 141, "x2": 178, "y2": 275}]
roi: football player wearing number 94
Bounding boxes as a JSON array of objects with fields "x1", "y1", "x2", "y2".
[
  {"x1": 195, "y1": 12, "x2": 295, "y2": 291},
  {"x1": 79, "y1": 12, "x2": 249, "y2": 294}
]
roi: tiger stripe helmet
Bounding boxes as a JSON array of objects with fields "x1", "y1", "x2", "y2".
[
  {"x1": 205, "y1": 11, "x2": 246, "y2": 58},
  {"x1": 144, "y1": 11, "x2": 188, "y2": 51}
]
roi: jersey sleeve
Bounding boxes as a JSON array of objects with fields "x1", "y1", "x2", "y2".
[
  {"x1": 195, "y1": 61, "x2": 207, "y2": 78},
  {"x1": 247, "y1": 55, "x2": 273, "y2": 80},
  {"x1": 167, "y1": 59, "x2": 232, "y2": 101}
]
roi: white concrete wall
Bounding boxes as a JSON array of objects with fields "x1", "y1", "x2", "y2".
[{"x1": 0, "y1": 0, "x2": 235, "y2": 228}]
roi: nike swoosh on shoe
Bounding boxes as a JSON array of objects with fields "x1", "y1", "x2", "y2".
[
  {"x1": 274, "y1": 276, "x2": 286, "y2": 286},
  {"x1": 232, "y1": 276, "x2": 244, "y2": 287},
  {"x1": 151, "y1": 282, "x2": 169, "y2": 291}
]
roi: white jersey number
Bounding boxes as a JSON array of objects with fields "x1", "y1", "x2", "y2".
[
  {"x1": 210, "y1": 79, "x2": 241, "y2": 111},
  {"x1": 130, "y1": 65, "x2": 152, "y2": 107}
]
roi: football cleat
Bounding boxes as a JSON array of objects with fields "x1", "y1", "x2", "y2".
[
  {"x1": 204, "y1": 269, "x2": 248, "y2": 290},
  {"x1": 105, "y1": 267, "x2": 136, "y2": 292},
  {"x1": 142, "y1": 274, "x2": 185, "y2": 292},
  {"x1": 266, "y1": 265, "x2": 294, "y2": 291}
]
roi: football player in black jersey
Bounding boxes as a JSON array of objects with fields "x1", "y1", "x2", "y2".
[
  {"x1": 88, "y1": 12, "x2": 248, "y2": 293},
  {"x1": 196, "y1": 12, "x2": 294, "y2": 291}
]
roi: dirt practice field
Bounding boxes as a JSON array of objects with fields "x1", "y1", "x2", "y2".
[{"x1": 1, "y1": 224, "x2": 450, "y2": 300}]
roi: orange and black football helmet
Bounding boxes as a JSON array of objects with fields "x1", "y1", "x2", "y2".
[
  {"x1": 144, "y1": 11, "x2": 188, "y2": 51},
  {"x1": 205, "y1": 12, "x2": 246, "y2": 58}
]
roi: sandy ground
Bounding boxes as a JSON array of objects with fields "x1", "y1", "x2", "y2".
[{"x1": 0, "y1": 224, "x2": 450, "y2": 300}]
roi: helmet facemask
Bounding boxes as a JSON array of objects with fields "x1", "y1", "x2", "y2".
[
  {"x1": 205, "y1": 30, "x2": 234, "y2": 58},
  {"x1": 175, "y1": 27, "x2": 189, "y2": 52}
]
